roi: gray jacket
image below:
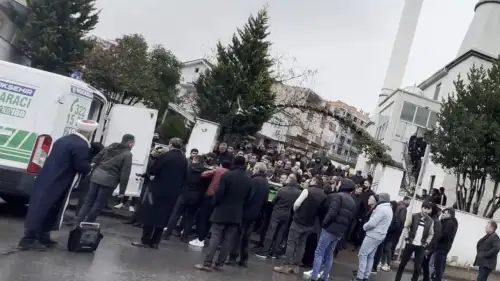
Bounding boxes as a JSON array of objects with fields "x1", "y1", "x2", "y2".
[
  {"x1": 91, "y1": 143, "x2": 133, "y2": 194},
  {"x1": 363, "y1": 193, "x2": 393, "y2": 241}
]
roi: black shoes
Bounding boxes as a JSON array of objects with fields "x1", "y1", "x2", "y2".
[{"x1": 17, "y1": 239, "x2": 47, "y2": 251}]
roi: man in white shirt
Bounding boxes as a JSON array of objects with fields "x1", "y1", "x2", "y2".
[{"x1": 394, "y1": 201, "x2": 434, "y2": 281}]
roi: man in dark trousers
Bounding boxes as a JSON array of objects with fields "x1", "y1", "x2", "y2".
[
  {"x1": 422, "y1": 203, "x2": 442, "y2": 281},
  {"x1": 432, "y1": 208, "x2": 458, "y2": 281},
  {"x1": 274, "y1": 175, "x2": 327, "y2": 275},
  {"x1": 189, "y1": 160, "x2": 231, "y2": 247},
  {"x1": 18, "y1": 120, "x2": 98, "y2": 250},
  {"x1": 309, "y1": 178, "x2": 356, "y2": 281},
  {"x1": 75, "y1": 134, "x2": 135, "y2": 225},
  {"x1": 394, "y1": 201, "x2": 434, "y2": 281},
  {"x1": 475, "y1": 220, "x2": 500, "y2": 281},
  {"x1": 256, "y1": 174, "x2": 301, "y2": 259},
  {"x1": 163, "y1": 155, "x2": 208, "y2": 242},
  {"x1": 194, "y1": 156, "x2": 253, "y2": 271},
  {"x1": 131, "y1": 138, "x2": 187, "y2": 249},
  {"x1": 229, "y1": 162, "x2": 270, "y2": 267}
]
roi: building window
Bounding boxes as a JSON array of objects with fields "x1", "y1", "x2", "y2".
[
  {"x1": 344, "y1": 149, "x2": 349, "y2": 156},
  {"x1": 340, "y1": 136, "x2": 345, "y2": 144},
  {"x1": 433, "y1": 83, "x2": 441, "y2": 100},
  {"x1": 427, "y1": 111, "x2": 438, "y2": 128},
  {"x1": 414, "y1": 106, "x2": 430, "y2": 127},
  {"x1": 400, "y1": 102, "x2": 417, "y2": 122},
  {"x1": 336, "y1": 146, "x2": 342, "y2": 155},
  {"x1": 347, "y1": 139, "x2": 352, "y2": 145},
  {"x1": 195, "y1": 67, "x2": 200, "y2": 73}
]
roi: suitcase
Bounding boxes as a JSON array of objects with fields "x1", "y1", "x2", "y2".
[{"x1": 67, "y1": 222, "x2": 103, "y2": 252}]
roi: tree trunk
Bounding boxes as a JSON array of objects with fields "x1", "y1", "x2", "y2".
[
  {"x1": 487, "y1": 200, "x2": 500, "y2": 218},
  {"x1": 455, "y1": 173, "x2": 467, "y2": 210},
  {"x1": 483, "y1": 181, "x2": 499, "y2": 217},
  {"x1": 465, "y1": 176, "x2": 478, "y2": 213},
  {"x1": 472, "y1": 175, "x2": 487, "y2": 215}
]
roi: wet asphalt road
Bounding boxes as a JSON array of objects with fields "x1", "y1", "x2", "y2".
[{"x1": 0, "y1": 204, "x2": 407, "y2": 281}]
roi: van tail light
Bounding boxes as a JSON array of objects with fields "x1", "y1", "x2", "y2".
[{"x1": 27, "y1": 134, "x2": 52, "y2": 174}]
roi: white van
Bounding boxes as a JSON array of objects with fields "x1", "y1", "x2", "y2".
[{"x1": 0, "y1": 60, "x2": 107, "y2": 204}]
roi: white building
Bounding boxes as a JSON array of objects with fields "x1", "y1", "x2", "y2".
[
  {"x1": 0, "y1": 0, "x2": 29, "y2": 64},
  {"x1": 357, "y1": 0, "x2": 500, "y2": 219}
]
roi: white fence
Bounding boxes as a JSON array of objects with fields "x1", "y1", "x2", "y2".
[{"x1": 374, "y1": 165, "x2": 496, "y2": 269}]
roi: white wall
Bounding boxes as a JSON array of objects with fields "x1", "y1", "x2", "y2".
[
  {"x1": 408, "y1": 200, "x2": 496, "y2": 269},
  {"x1": 371, "y1": 166, "x2": 498, "y2": 269},
  {"x1": 375, "y1": 166, "x2": 405, "y2": 201}
]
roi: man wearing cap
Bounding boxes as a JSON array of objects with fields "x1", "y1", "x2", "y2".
[{"x1": 18, "y1": 120, "x2": 98, "y2": 251}]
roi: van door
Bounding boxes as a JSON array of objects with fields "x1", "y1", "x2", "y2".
[
  {"x1": 52, "y1": 84, "x2": 94, "y2": 139},
  {"x1": 103, "y1": 105, "x2": 158, "y2": 197}
]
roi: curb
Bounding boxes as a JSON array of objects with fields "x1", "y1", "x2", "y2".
[{"x1": 393, "y1": 261, "x2": 480, "y2": 281}]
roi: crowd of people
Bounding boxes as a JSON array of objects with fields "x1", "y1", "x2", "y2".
[{"x1": 14, "y1": 119, "x2": 500, "y2": 281}]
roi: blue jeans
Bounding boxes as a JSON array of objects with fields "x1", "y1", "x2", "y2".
[
  {"x1": 311, "y1": 229, "x2": 341, "y2": 280},
  {"x1": 357, "y1": 236, "x2": 383, "y2": 279},
  {"x1": 75, "y1": 183, "x2": 115, "y2": 224}
]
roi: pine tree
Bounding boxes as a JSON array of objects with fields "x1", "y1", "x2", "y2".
[
  {"x1": 12, "y1": 0, "x2": 99, "y2": 74},
  {"x1": 194, "y1": 8, "x2": 275, "y2": 139}
]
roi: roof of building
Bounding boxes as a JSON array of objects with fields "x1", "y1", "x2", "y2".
[
  {"x1": 418, "y1": 49, "x2": 496, "y2": 91},
  {"x1": 182, "y1": 59, "x2": 214, "y2": 69},
  {"x1": 327, "y1": 100, "x2": 370, "y2": 121}
]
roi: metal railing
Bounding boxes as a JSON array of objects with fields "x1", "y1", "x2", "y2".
[{"x1": 401, "y1": 143, "x2": 416, "y2": 195}]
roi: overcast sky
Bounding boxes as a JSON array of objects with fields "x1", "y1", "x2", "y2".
[{"x1": 92, "y1": 0, "x2": 478, "y2": 113}]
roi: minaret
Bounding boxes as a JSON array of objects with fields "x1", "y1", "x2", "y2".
[
  {"x1": 378, "y1": 0, "x2": 424, "y2": 104},
  {"x1": 457, "y1": 0, "x2": 500, "y2": 57},
  {"x1": 368, "y1": 0, "x2": 423, "y2": 138}
]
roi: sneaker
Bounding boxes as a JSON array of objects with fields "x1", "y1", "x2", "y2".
[
  {"x1": 303, "y1": 270, "x2": 327, "y2": 279},
  {"x1": 17, "y1": 239, "x2": 47, "y2": 251},
  {"x1": 255, "y1": 251, "x2": 271, "y2": 259},
  {"x1": 371, "y1": 269, "x2": 378, "y2": 274},
  {"x1": 128, "y1": 206, "x2": 135, "y2": 212},
  {"x1": 381, "y1": 264, "x2": 391, "y2": 272},
  {"x1": 303, "y1": 269, "x2": 313, "y2": 277},
  {"x1": 189, "y1": 239, "x2": 205, "y2": 247},
  {"x1": 273, "y1": 265, "x2": 290, "y2": 274},
  {"x1": 194, "y1": 264, "x2": 212, "y2": 272},
  {"x1": 114, "y1": 203, "x2": 124, "y2": 209},
  {"x1": 290, "y1": 265, "x2": 300, "y2": 274}
]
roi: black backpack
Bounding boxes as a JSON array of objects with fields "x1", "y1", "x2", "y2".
[{"x1": 67, "y1": 223, "x2": 103, "y2": 252}]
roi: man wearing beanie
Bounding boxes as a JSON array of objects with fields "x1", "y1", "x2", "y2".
[
  {"x1": 195, "y1": 156, "x2": 253, "y2": 271},
  {"x1": 355, "y1": 192, "x2": 393, "y2": 281},
  {"x1": 308, "y1": 178, "x2": 357, "y2": 281}
]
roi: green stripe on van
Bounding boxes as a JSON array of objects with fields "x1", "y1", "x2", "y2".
[
  {"x1": 0, "y1": 126, "x2": 37, "y2": 164},
  {"x1": 0, "y1": 151, "x2": 30, "y2": 163}
]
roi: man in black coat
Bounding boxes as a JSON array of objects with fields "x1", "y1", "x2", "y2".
[
  {"x1": 475, "y1": 220, "x2": 500, "y2": 281},
  {"x1": 256, "y1": 174, "x2": 301, "y2": 259},
  {"x1": 229, "y1": 162, "x2": 270, "y2": 267},
  {"x1": 432, "y1": 208, "x2": 458, "y2": 281},
  {"x1": 422, "y1": 203, "x2": 442, "y2": 281},
  {"x1": 163, "y1": 155, "x2": 207, "y2": 241},
  {"x1": 274, "y1": 175, "x2": 327, "y2": 275},
  {"x1": 194, "y1": 156, "x2": 253, "y2": 271},
  {"x1": 309, "y1": 178, "x2": 356, "y2": 281},
  {"x1": 131, "y1": 138, "x2": 187, "y2": 249}
]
